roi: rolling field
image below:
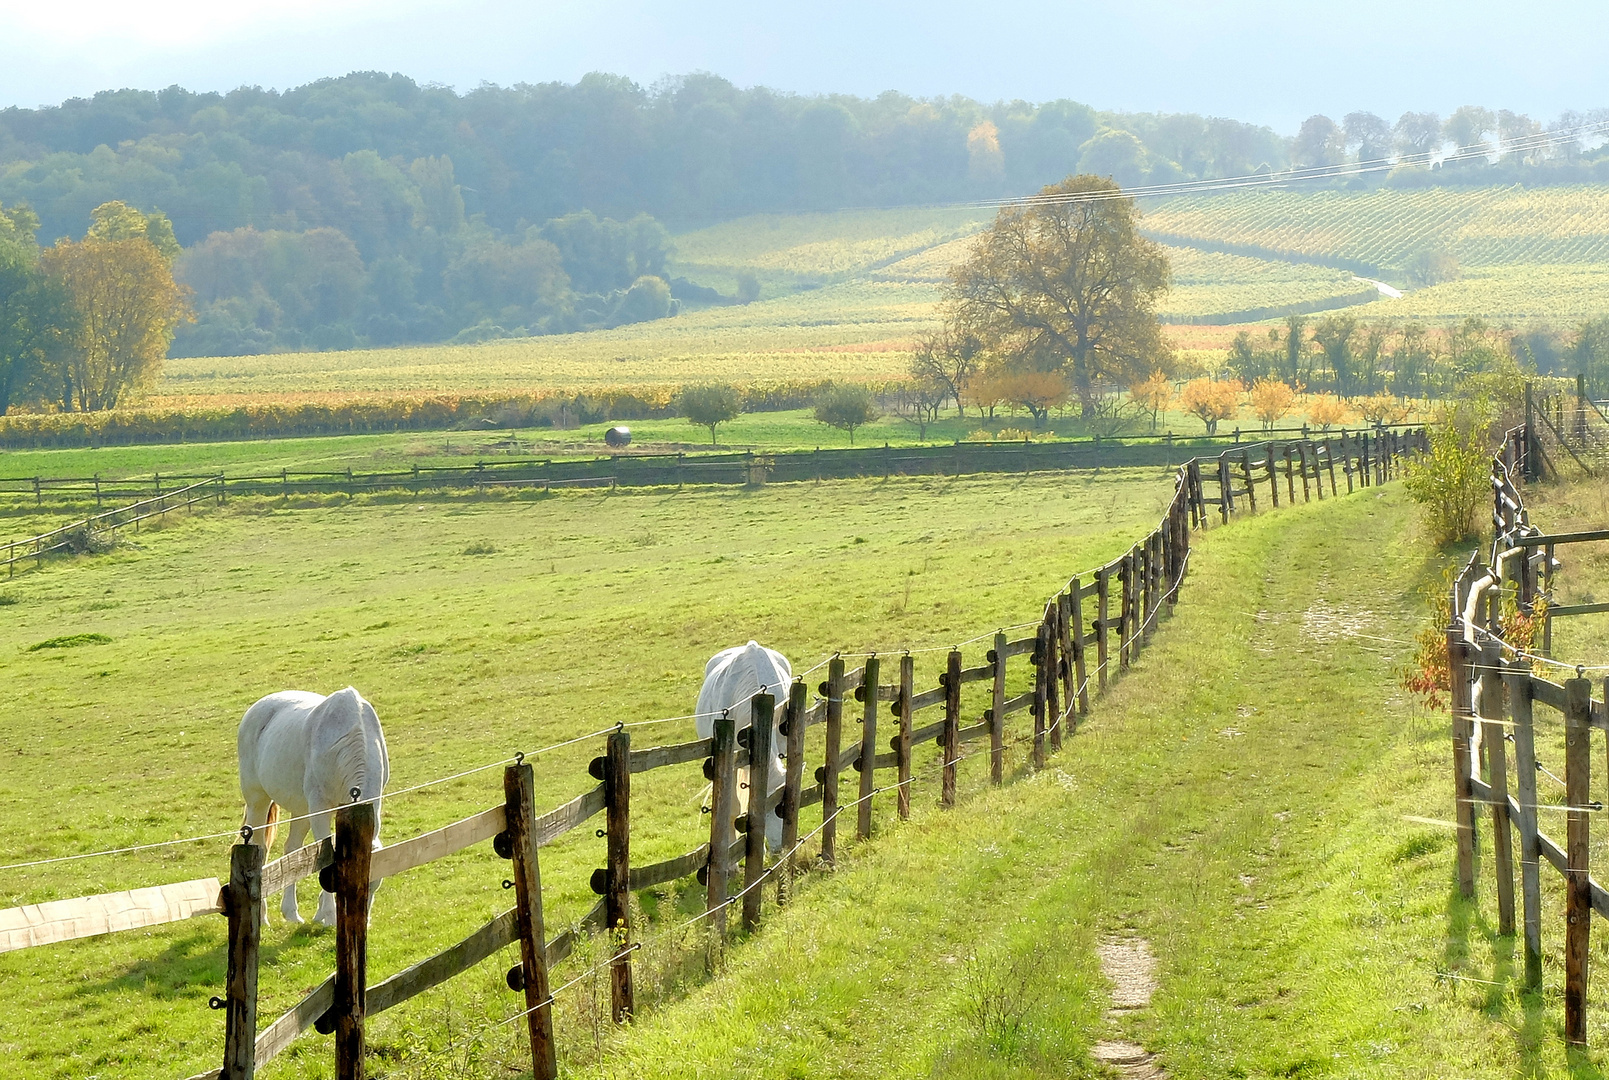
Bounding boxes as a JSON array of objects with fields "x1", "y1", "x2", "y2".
[
  {"x1": 0, "y1": 467, "x2": 1176, "y2": 1079},
  {"x1": 1145, "y1": 184, "x2": 1609, "y2": 272}
]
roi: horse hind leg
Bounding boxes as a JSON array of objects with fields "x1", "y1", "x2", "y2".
[
  {"x1": 241, "y1": 794, "x2": 276, "y2": 925},
  {"x1": 279, "y1": 815, "x2": 312, "y2": 924}
]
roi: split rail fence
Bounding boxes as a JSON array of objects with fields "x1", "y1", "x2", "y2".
[
  {"x1": 0, "y1": 429, "x2": 1425, "y2": 1079},
  {"x1": 3, "y1": 477, "x2": 224, "y2": 578},
  {"x1": 1451, "y1": 419, "x2": 1609, "y2": 1043}
]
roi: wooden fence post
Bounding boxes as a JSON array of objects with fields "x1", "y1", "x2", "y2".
[
  {"x1": 1448, "y1": 631, "x2": 1476, "y2": 898},
  {"x1": 1301, "y1": 442, "x2": 1316, "y2": 501},
  {"x1": 743, "y1": 693, "x2": 774, "y2": 933},
  {"x1": 1048, "y1": 598, "x2": 1066, "y2": 751},
  {"x1": 857, "y1": 655, "x2": 881, "y2": 839},
  {"x1": 1265, "y1": 444, "x2": 1280, "y2": 507},
  {"x1": 1504, "y1": 659, "x2": 1543, "y2": 988},
  {"x1": 604, "y1": 731, "x2": 634, "y2": 1020},
  {"x1": 1118, "y1": 555, "x2": 1133, "y2": 670},
  {"x1": 1565, "y1": 676, "x2": 1593, "y2": 1045},
  {"x1": 1031, "y1": 621, "x2": 1048, "y2": 771},
  {"x1": 778, "y1": 679, "x2": 806, "y2": 905},
  {"x1": 333, "y1": 800, "x2": 376, "y2": 1080},
  {"x1": 989, "y1": 634, "x2": 1007, "y2": 783},
  {"x1": 706, "y1": 713, "x2": 737, "y2": 936},
  {"x1": 1217, "y1": 456, "x2": 1232, "y2": 522},
  {"x1": 222, "y1": 839, "x2": 264, "y2": 1080},
  {"x1": 942, "y1": 649, "x2": 961, "y2": 808},
  {"x1": 1241, "y1": 450, "x2": 1257, "y2": 512},
  {"x1": 1283, "y1": 445, "x2": 1296, "y2": 503},
  {"x1": 1095, "y1": 568, "x2": 1111, "y2": 690},
  {"x1": 1069, "y1": 581, "x2": 1090, "y2": 717},
  {"x1": 820, "y1": 655, "x2": 844, "y2": 867},
  {"x1": 503, "y1": 762, "x2": 558, "y2": 1078},
  {"x1": 1056, "y1": 590, "x2": 1074, "y2": 732},
  {"x1": 896, "y1": 654, "x2": 914, "y2": 820},
  {"x1": 1477, "y1": 642, "x2": 1515, "y2": 935}
]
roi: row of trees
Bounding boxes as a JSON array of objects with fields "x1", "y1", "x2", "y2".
[
  {"x1": 0, "y1": 201, "x2": 189, "y2": 415},
  {"x1": 1292, "y1": 107, "x2": 1609, "y2": 171},
  {"x1": 676, "y1": 381, "x2": 882, "y2": 445},
  {"x1": 1222, "y1": 314, "x2": 1609, "y2": 399}
]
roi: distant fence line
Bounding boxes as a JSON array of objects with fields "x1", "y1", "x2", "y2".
[
  {"x1": 0, "y1": 429, "x2": 1427, "y2": 1080},
  {"x1": 1452, "y1": 418, "x2": 1609, "y2": 1045},
  {"x1": 3, "y1": 478, "x2": 223, "y2": 578},
  {"x1": 1, "y1": 423, "x2": 1424, "y2": 509}
]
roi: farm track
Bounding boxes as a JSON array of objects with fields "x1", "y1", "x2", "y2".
[{"x1": 573, "y1": 487, "x2": 1566, "y2": 1078}]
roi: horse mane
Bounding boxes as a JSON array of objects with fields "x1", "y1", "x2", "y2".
[{"x1": 319, "y1": 688, "x2": 384, "y2": 799}]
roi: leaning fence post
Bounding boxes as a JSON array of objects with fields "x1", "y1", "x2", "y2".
[
  {"x1": 989, "y1": 634, "x2": 1007, "y2": 783},
  {"x1": 778, "y1": 679, "x2": 806, "y2": 905},
  {"x1": 333, "y1": 800, "x2": 376, "y2": 1080},
  {"x1": 1095, "y1": 567, "x2": 1111, "y2": 691},
  {"x1": 1070, "y1": 580, "x2": 1090, "y2": 717},
  {"x1": 895, "y1": 653, "x2": 914, "y2": 820},
  {"x1": 743, "y1": 693, "x2": 775, "y2": 933},
  {"x1": 942, "y1": 649, "x2": 961, "y2": 808},
  {"x1": 1448, "y1": 630, "x2": 1476, "y2": 898},
  {"x1": 706, "y1": 713, "x2": 737, "y2": 938},
  {"x1": 1478, "y1": 642, "x2": 1515, "y2": 935},
  {"x1": 503, "y1": 762, "x2": 558, "y2": 1078},
  {"x1": 1047, "y1": 600, "x2": 1065, "y2": 752},
  {"x1": 222, "y1": 837, "x2": 264, "y2": 1080},
  {"x1": 856, "y1": 655, "x2": 881, "y2": 839},
  {"x1": 819, "y1": 655, "x2": 844, "y2": 867},
  {"x1": 1565, "y1": 676, "x2": 1593, "y2": 1045},
  {"x1": 1031, "y1": 621, "x2": 1048, "y2": 771},
  {"x1": 1504, "y1": 658, "x2": 1543, "y2": 988},
  {"x1": 604, "y1": 730, "x2": 634, "y2": 1020}
]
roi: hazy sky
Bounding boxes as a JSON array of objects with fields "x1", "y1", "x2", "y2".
[{"x1": 4, "y1": 0, "x2": 1607, "y2": 132}]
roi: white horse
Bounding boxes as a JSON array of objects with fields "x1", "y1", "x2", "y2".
[
  {"x1": 238, "y1": 686, "x2": 389, "y2": 926},
  {"x1": 695, "y1": 642, "x2": 792, "y2": 851}
]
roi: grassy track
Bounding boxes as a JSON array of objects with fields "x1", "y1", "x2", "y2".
[
  {"x1": 556, "y1": 487, "x2": 1608, "y2": 1079},
  {"x1": 0, "y1": 468, "x2": 1173, "y2": 1079}
]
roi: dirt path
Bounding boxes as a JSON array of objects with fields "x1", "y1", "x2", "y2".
[{"x1": 1092, "y1": 937, "x2": 1165, "y2": 1077}]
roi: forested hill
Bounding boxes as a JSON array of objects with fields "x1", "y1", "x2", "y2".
[
  {"x1": 0, "y1": 72, "x2": 1285, "y2": 245},
  {"x1": 4, "y1": 72, "x2": 1607, "y2": 360}
]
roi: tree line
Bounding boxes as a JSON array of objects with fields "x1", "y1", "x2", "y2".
[{"x1": 0, "y1": 201, "x2": 189, "y2": 415}]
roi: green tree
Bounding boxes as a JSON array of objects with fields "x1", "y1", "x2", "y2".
[
  {"x1": 910, "y1": 326, "x2": 980, "y2": 418},
  {"x1": 946, "y1": 174, "x2": 1171, "y2": 418},
  {"x1": 612, "y1": 275, "x2": 672, "y2": 325},
  {"x1": 0, "y1": 204, "x2": 72, "y2": 415},
  {"x1": 87, "y1": 201, "x2": 181, "y2": 264},
  {"x1": 814, "y1": 382, "x2": 881, "y2": 444},
  {"x1": 1311, "y1": 314, "x2": 1357, "y2": 394},
  {"x1": 676, "y1": 382, "x2": 742, "y2": 444},
  {"x1": 1571, "y1": 316, "x2": 1609, "y2": 398},
  {"x1": 1404, "y1": 400, "x2": 1493, "y2": 545}
]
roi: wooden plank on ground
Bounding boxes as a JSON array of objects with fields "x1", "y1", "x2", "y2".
[{"x1": 0, "y1": 877, "x2": 222, "y2": 954}]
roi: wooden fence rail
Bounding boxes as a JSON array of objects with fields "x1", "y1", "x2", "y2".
[
  {"x1": 0, "y1": 428, "x2": 1425, "y2": 1080},
  {"x1": 3, "y1": 476, "x2": 224, "y2": 578},
  {"x1": 1452, "y1": 419, "x2": 1609, "y2": 1043}
]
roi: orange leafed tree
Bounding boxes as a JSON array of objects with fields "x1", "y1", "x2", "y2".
[
  {"x1": 1249, "y1": 378, "x2": 1296, "y2": 431},
  {"x1": 40, "y1": 234, "x2": 190, "y2": 411},
  {"x1": 1178, "y1": 377, "x2": 1241, "y2": 434},
  {"x1": 1307, "y1": 392, "x2": 1351, "y2": 430},
  {"x1": 1128, "y1": 371, "x2": 1172, "y2": 431}
]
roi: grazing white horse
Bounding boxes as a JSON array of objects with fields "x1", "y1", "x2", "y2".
[
  {"x1": 695, "y1": 642, "x2": 792, "y2": 851},
  {"x1": 238, "y1": 687, "x2": 389, "y2": 926}
]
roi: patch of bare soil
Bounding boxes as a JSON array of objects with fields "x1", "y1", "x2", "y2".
[{"x1": 1092, "y1": 937, "x2": 1166, "y2": 1078}]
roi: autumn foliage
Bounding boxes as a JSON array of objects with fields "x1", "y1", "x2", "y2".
[
  {"x1": 1249, "y1": 378, "x2": 1297, "y2": 430},
  {"x1": 1178, "y1": 377, "x2": 1241, "y2": 434}
]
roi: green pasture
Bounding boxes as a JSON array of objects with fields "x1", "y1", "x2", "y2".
[
  {"x1": 0, "y1": 467, "x2": 1176, "y2": 1079},
  {"x1": 570, "y1": 486, "x2": 1609, "y2": 1079}
]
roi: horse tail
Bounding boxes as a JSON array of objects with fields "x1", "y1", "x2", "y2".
[{"x1": 260, "y1": 802, "x2": 279, "y2": 853}]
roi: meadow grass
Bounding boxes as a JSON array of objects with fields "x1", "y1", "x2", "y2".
[
  {"x1": 556, "y1": 486, "x2": 1609, "y2": 1079},
  {"x1": 0, "y1": 467, "x2": 1175, "y2": 1079}
]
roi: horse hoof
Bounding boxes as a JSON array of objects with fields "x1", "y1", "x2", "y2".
[{"x1": 284, "y1": 912, "x2": 305, "y2": 925}]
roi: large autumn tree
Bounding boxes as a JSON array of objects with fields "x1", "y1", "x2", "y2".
[
  {"x1": 39, "y1": 203, "x2": 191, "y2": 411},
  {"x1": 945, "y1": 174, "x2": 1171, "y2": 417}
]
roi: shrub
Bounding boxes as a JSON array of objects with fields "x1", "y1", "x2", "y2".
[
  {"x1": 1307, "y1": 393, "x2": 1351, "y2": 431},
  {"x1": 1128, "y1": 371, "x2": 1172, "y2": 432},
  {"x1": 1402, "y1": 401, "x2": 1492, "y2": 545}
]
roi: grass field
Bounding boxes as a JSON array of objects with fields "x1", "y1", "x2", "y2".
[
  {"x1": 567, "y1": 485, "x2": 1609, "y2": 1079},
  {"x1": 0, "y1": 467, "x2": 1176, "y2": 1079}
]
